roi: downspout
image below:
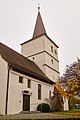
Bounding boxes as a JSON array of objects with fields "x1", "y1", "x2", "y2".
[{"x1": 5, "y1": 64, "x2": 11, "y2": 115}]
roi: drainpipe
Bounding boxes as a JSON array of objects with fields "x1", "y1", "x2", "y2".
[{"x1": 5, "y1": 65, "x2": 11, "y2": 115}]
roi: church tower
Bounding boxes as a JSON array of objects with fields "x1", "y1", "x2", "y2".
[{"x1": 21, "y1": 8, "x2": 59, "y2": 82}]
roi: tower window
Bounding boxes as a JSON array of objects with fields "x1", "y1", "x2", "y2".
[
  {"x1": 19, "y1": 76, "x2": 23, "y2": 83},
  {"x1": 51, "y1": 59, "x2": 53, "y2": 64},
  {"x1": 54, "y1": 49, "x2": 57, "y2": 55},
  {"x1": 51, "y1": 46, "x2": 53, "y2": 52},
  {"x1": 33, "y1": 57, "x2": 35, "y2": 60},
  {"x1": 28, "y1": 79, "x2": 31, "y2": 88},
  {"x1": 38, "y1": 84, "x2": 41, "y2": 100}
]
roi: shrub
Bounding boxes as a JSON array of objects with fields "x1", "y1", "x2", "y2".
[
  {"x1": 37, "y1": 103, "x2": 50, "y2": 112},
  {"x1": 50, "y1": 95, "x2": 63, "y2": 111}
]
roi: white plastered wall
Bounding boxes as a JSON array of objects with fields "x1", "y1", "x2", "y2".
[
  {"x1": 7, "y1": 70, "x2": 54, "y2": 114},
  {"x1": 0, "y1": 55, "x2": 8, "y2": 115},
  {"x1": 44, "y1": 35, "x2": 59, "y2": 81},
  {"x1": 21, "y1": 36, "x2": 46, "y2": 74},
  {"x1": 46, "y1": 66, "x2": 59, "y2": 82},
  {"x1": 21, "y1": 35, "x2": 59, "y2": 82},
  {"x1": 45, "y1": 52, "x2": 59, "y2": 71},
  {"x1": 44, "y1": 36, "x2": 58, "y2": 60},
  {"x1": 21, "y1": 36, "x2": 45, "y2": 57},
  {"x1": 27, "y1": 52, "x2": 46, "y2": 75}
]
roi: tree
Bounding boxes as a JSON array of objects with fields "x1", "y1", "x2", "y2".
[
  {"x1": 56, "y1": 58, "x2": 80, "y2": 98},
  {"x1": 56, "y1": 58, "x2": 80, "y2": 109},
  {"x1": 69, "y1": 96, "x2": 80, "y2": 109},
  {"x1": 60, "y1": 57, "x2": 80, "y2": 85},
  {"x1": 50, "y1": 86, "x2": 63, "y2": 111},
  {"x1": 56, "y1": 78, "x2": 79, "y2": 99},
  {"x1": 45, "y1": 86, "x2": 63, "y2": 111}
]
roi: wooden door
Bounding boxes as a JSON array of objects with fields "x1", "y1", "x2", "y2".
[{"x1": 23, "y1": 94, "x2": 30, "y2": 111}]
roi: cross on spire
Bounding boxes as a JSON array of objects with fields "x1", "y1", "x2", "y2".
[{"x1": 38, "y1": 3, "x2": 40, "y2": 12}]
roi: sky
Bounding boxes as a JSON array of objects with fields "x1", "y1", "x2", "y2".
[{"x1": 0, "y1": 0, "x2": 80, "y2": 76}]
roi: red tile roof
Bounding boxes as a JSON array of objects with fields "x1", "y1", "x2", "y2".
[{"x1": 0, "y1": 42, "x2": 54, "y2": 85}]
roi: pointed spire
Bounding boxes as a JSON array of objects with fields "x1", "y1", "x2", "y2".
[{"x1": 32, "y1": 5, "x2": 47, "y2": 38}]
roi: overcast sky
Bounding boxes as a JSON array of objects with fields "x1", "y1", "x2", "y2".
[{"x1": 0, "y1": 0, "x2": 80, "y2": 76}]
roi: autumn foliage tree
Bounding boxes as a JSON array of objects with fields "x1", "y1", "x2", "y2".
[
  {"x1": 60, "y1": 57, "x2": 80, "y2": 85},
  {"x1": 56, "y1": 58, "x2": 80, "y2": 109},
  {"x1": 56, "y1": 78, "x2": 79, "y2": 99}
]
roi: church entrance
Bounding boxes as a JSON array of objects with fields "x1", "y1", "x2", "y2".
[{"x1": 23, "y1": 94, "x2": 30, "y2": 111}]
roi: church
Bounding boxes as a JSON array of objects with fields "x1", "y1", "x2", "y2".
[{"x1": 0, "y1": 8, "x2": 59, "y2": 115}]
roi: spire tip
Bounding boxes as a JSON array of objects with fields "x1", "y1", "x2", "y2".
[{"x1": 38, "y1": 3, "x2": 40, "y2": 12}]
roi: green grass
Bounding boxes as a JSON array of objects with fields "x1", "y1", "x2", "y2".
[
  {"x1": 50, "y1": 109, "x2": 80, "y2": 119},
  {"x1": 51, "y1": 109, "x2": 80, "y2": 114}
]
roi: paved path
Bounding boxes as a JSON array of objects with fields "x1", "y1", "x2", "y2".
[{"x1": 0, "y1": 113, "x2": 72, "y2": 119}]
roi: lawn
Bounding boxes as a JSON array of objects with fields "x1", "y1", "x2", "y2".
[
  {"x1": 51, "y1": 109, "x2": 80, "y2": 116},
  {"x1": 0, "y1": 109, "x2": 80, "y2": 119}
]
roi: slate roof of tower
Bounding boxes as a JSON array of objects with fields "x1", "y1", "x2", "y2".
[
  {"x1": 21, "y1": 11, "x2": 58, "y2": 48},
  {"x1": 0, "y1": 42, "x2": 54, "y2": 85},
  {"x1": 32, "y1": 11, "x2": 46, "y2": 38}
]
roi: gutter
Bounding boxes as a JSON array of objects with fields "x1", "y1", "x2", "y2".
[
  {"x1": 5, "y1": 65, "x2": 11, "y2": 115},
  {"x1": 9, "y1": 63, "x2": 55, "y2": 85}
]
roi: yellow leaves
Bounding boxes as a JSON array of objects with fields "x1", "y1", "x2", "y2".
[
  {"x1": 75, "y1": 85, "x2": 79, "y2": 88},
  {"x1": 56, "y1": 79, "x2": 79, "y2": 99},
  {"x1": 69, "y1": 94, "x2": 72, "y2": 97},
  {"x1": 74, "y1": 91, "x2": 77, "y2": 95},
  {"x1": 67, "y1": 79, "x2": 79, "y2": 92},
  {"x1": 71, "y1": 86, "x2": 75, "y2": 91}
]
